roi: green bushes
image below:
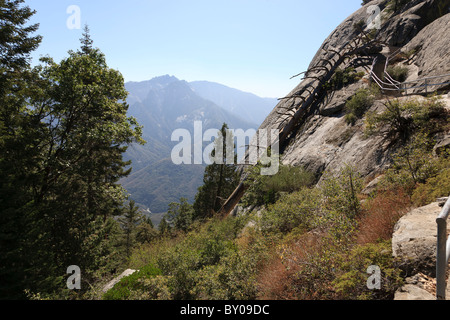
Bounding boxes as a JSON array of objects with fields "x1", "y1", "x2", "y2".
[
  {"x1": 365, "y1": 97, "x2": 449, "y2": 200},
  {"x1": 324, "y1": 67, "x2": 366, "y2": 92},
  {"x1": 412, "y1": 166, "x2": 450, "y2": 206},
  {"x1": 241, "y1": 164, "x2": 315, "y2": 208},
  {"x1": 386, "y1": 65, "x2": 409, "y2": 82},
  {"x1": 109, "y1": 216, "x2": 261, "y2": 300},
  {"x1": 260, "y1": 188, "x2": 322, "y2": 236},
  {"x1": 102, "y1": 264, "x2": 163, "y2": 300},
  {"x1": 108, "y1": 163, "x2": 412, "y2": 301},
  {"x1": 332, "y1": 241, "x2": 404, "y2": 300},
  {"x1": 254, "y1": 164, "x2": 409, "y2": 300},
  {"x1": 259, "y1": 165, "x2": 363, "y2": 241},
  {"x1": 345, "y1": 86, "x2": 379, "y2": 125},
  {"x1": 365, "y1": 96, "x2": 448, "y2": 142}
]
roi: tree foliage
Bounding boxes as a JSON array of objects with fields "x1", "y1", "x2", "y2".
[
  {"x1": 0, "y1": 8, "x2": 144, "y2": 297},
  {"x1": 193, "y1": 123, "x2": 240, "y2": 219}
]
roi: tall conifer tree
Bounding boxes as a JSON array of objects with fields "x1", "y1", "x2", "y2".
[{"x1": 193, "y1": 123, "x2": 240, "y2": 219}]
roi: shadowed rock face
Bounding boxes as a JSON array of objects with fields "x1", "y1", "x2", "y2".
[
  {"x1": 257, "y1": 0, "x2": 450, "y2": 181},
  {"x1": 402, "y1": 13, "x2": 450, "y2": 82}
]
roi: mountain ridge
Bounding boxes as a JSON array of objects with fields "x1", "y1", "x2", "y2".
[{"x1": 122, "y1": 75, "x2": 274, "y2": 219}]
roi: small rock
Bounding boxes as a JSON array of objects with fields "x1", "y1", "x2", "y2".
[
  {"x1": 102, "y1": 269, "x2": 137, "y2": 293},
  {"x1": 361, "y1": 175, "x2": 384, "y2": 195},
  {"x1": 394, "y1": 284, "x2": 435, "y2": 300}
]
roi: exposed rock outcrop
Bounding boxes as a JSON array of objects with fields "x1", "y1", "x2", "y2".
[
  {"x1": 392, "y1": 202, "x2": 441, "y2": 275},
  {"x1": 258, "y1": 1, "x2": 450, "y2": 182},
  {"x1": 392, "y1": 200, "x2": 450, "y2": 300},
  {"x1": 102, "y1": 269, "x2": 136, "y2": 293}
]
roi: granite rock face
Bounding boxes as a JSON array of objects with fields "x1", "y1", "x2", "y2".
[
  {"x1": 392, "y1": 202, "x2": 441, "y2": 275},
  {"x1": 402, "y1": 13, "x2": 450, "y2": 88},
  {"x1": 392, "y1": 200, "x2": 450, "y2": 300},
  {"x1": 257, "y1": 1, "x2": 450, "y2": 182}
]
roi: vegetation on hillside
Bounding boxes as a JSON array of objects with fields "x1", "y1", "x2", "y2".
[
  {"x1": 99, "y1": 91, "x2": 449, "y2": 301},
  {"x1": 0, "y1": 1, "x2": 144, "y2": 299},
  {"x1": 2, "y1": 0, "x2": 449, "y2": 301}
]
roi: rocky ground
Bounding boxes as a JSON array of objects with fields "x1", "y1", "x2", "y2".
[{"x1": 392, "y1": 198, "x2": 450, "y2": 300}]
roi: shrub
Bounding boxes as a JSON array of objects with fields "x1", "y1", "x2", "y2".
[
  {"x1": 411, "y1": 165, "x2": 450, "y2": 206},
  {"x1": 365, "y1": 96, "x2": 448, "y2": 142},
  {"x1": 332, "y1": 241, "x2": 404, "y2": 300},
  {"x1": 102, "y1": 264, "x2": 163, "y2": 300},
  {"x1": 357, "y1": 189, "x2": 411, "y2": 244},
  {"x1": 291, "y1": 233, "x2": 352, "y2": 300},
  {"x1": 324, "y1": 67, "x2": 366, "y2": 92},
  {"x1": 380, "y1": 133, "x2": 448, "y2": 195},
  {"x1": 345, "y1": 86, "x2": 378, "y2": 125},
  {"x1": 126, "y1": 275, "x2": 172, "y2": 300},
  {"x1": 386, "y1": 65, "x2": 409, "y2": 82},
  {"x1": 136, "y1": 216, "x2": 256, "y2": 300},
  {"x1": 155, "y1": 218, "x2": 244, "y2": 299},
  {"x1": 319, "y1": 165, "x2": 364, "y2": 219},
  {"x1": 241, "y1": 164, "x2": 315, "y2": 208},
  {"x1": 260, "y1": 187, "x2": 322, "y2": 236},
  {"x1": 193, "y1": 249, "x2": 259, "y2": 300}
]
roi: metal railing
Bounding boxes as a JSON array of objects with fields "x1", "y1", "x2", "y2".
[
  {"x1": 369, "y1": 49, "x2": 450, "y2": 95},
  {"x1": 436, "y1": 196, "x2": 450, "y2": 300}
]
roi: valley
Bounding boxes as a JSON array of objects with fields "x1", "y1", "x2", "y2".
[{"x1": 121, "y1": 75, "x2": 277, "y2": 223}]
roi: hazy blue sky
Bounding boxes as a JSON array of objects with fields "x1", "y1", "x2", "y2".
[{"x1": 29, "y1": 0, "x2": 362, "y2": 98}]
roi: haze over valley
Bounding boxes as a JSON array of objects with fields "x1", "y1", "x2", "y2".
[{"x1": 121, "y1": 75, "x2": 278, "y2": 222}]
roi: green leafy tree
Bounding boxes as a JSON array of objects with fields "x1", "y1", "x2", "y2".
[
  {"x1": 1, "y1": 23, "x2": 144, "y2": 298},
  {"x1": 30, "y1": 29, "x2": 143, "y2": 294}
]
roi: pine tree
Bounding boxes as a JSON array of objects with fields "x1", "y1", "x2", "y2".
[
  {"x1": 29, "y1": 31, "x2": 144, "y2": 294},
  {"x1": 119, "y1": 200, "x2": 142, "y2": 259},
  {"x1": 158, "y1": 218, "x2": 171, "y2": 235},
  {"x1": 193, "y1": 123, "x2": 240, "y2": 219},
  {"x1": 1, "y1": 23, "x2": 144, "y2": 298},
  {"x1": 0, "y1": 0, "x2": 43, "y2": 299},
  {"x1": 0, "y1": 0, "x2": 42, "y2": 72},
  {"x1": 80, "y1": 25, "x2": 94, "y2": 55},
  {"x1": 166, "y1": 198, "x2": 194, "y2": 232},
  {"x1": 136, "y1": 216, "x2": 157, "y2": 244}
]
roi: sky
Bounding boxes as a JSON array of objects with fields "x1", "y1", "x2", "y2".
[{"x1": 29, "y1": 0, "x2": 363, "y2": 98}]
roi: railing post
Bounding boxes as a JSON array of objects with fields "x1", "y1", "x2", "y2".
[
  {"x1": 436, "y1": 197, "x2": 450, "y2": 300},
  {"x1": 437, "y1": 218, "x2": 447, "y2": 300}
]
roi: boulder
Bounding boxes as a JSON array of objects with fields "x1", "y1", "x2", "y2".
[
  {"x1": 392, "y1": 202, "x2": 443, "y2": 276},
  {"x1": 394, "y1": 284, "x2": 435, "y2": 300},
  {"x1": 395, "y1": 272, "x2": 437, "y2": 300},
  {"x1": 433, "y1": 134, "x2": 450, "y2": 156}
]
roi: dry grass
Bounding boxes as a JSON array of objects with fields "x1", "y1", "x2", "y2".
[
  {"x1": 256, "y1": 231, "x2": 325, "y2": 300},
  {"x1": 357, "y1": 188, "x2": 411, "y2": 245}
]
